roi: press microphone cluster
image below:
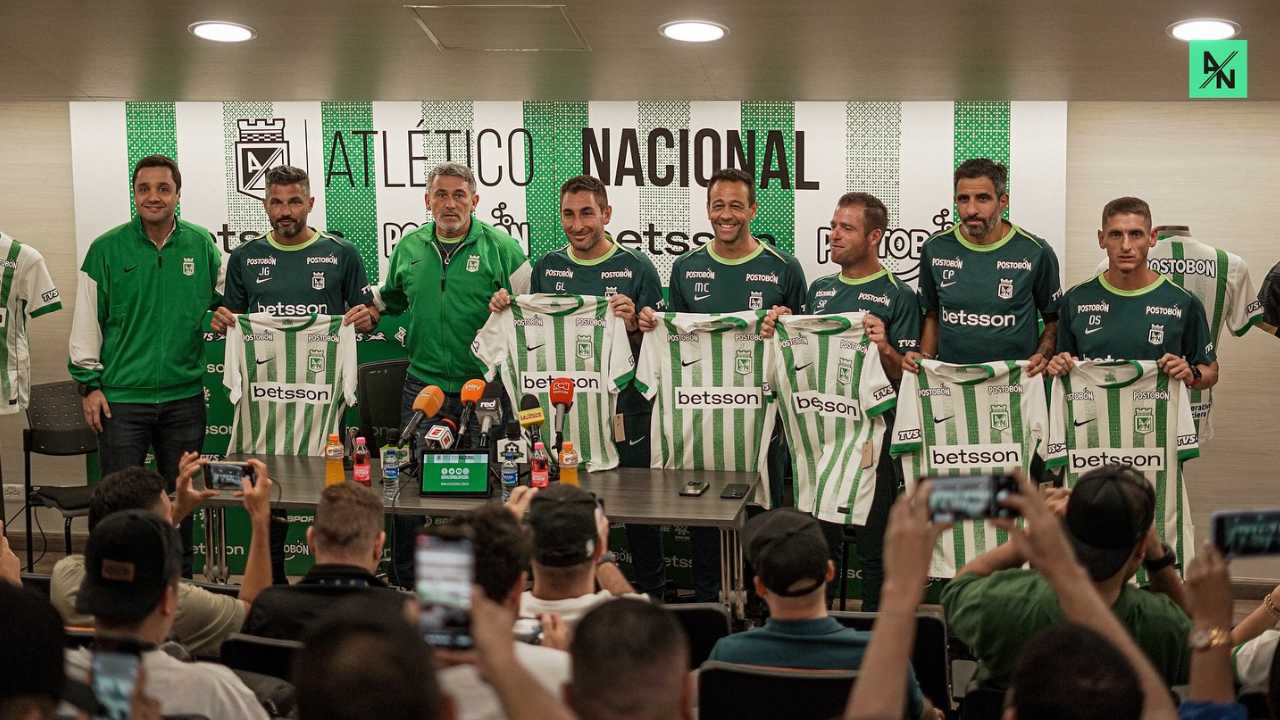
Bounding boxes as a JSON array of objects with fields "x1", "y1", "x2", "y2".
[
  {"x1": 549, "y1": 378, "x2": 574, "y2": 453},
  {"x1": 399, "y1": 385, "x2": 445, "y2": 446},
  {"x1": 423, "y1": 417, "x2": 457, "y2": 449},
  {"x1": 517, "y1": 393, "x2": 546, "y2": 449},
  {"x1": 454, "y1": 379, "x2": 486, "y2": 446},
  {"x1": 475, "y1": 384, "x2": 503, "y2": 449}
]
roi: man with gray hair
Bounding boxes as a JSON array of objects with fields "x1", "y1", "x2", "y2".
[{"x1": 375, "y1": 161, "x2": 531, "y2": 585}]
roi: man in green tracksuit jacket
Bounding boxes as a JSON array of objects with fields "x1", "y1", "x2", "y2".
[
  {"x1": 373, "y1": 161, "x2": 531, "y2": 584},
  {"x1": 68, "y1": 155, "x2": 223, "y2": 573}
]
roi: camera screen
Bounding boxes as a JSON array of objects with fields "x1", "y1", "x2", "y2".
[
  {"x1": 927, "y1": 475, "x2": 1016, "y2": 522},
  {"x1": 205, "y1": 462, "x2": 248, "y2": 491},
  {"x1": 91, "y1": 651, "x2": 139, "y2": 720},
  {"x1": 1215, "y1": 512, "x2": 1280, "y2": 557},
  {"x1": 416, "y1": 535, "x2": 474, "y2": 648}
]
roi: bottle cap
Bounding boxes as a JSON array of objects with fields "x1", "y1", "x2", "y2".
[
  {"x1": 328, "y1": 433, "x2": 340, "y2": 442},
  {"x1": 356, "y1": 436, "x2": 366, "y2": 444},
  {"x1": 563, "y1": 441, "x2": 575, "y2": 452},
  {"x1": 534, "y1": 441, "x2": 545, "y2": 450}
]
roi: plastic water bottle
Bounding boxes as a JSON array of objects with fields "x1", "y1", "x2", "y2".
[
  {"x1": 559, "y1": 441, "x2": 580, "y2": 486},
  {"x1": 530, "y1": 441, "x2": 550, "y2": 489},
  {"x1": 381, "y1": 445, "x2": 399, "y2": 500},
  {"x1": 324, "y1": 434, "x2": 345, "y2": 486},
  {"x1": 352, "y1": 437, "x2": 371, "y2": 486},
  {"x1": 500, "y1": 450, "x2": 519, "y2": 502}
]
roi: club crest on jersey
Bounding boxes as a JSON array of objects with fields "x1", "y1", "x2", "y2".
[
  {"x1": 1148, "y1": 323, "x2": 1165, "y2": 345},
  {"x1": 997, "y1": 278, "x2": 1013, "y2": 300},
  {"x1": 1134, "y1": 408, "x2": 1154, "y2": 435},
  {"x1": 735, "y1": 347, "x2": 753, "y2": 375},
  {"x1": 989, "y1": 404, "x2": 1011, "y2": 432},
  {"x1": 837, "y1": 357, "x2": 852, "y2": 386},
  {"x1": 748, "y1": 291, "x2": 764, "y2": 311},
  {"x1": 395, "y1": 327, "x2": 407, "y2": 347},
  {"x1": 307, "y1": 349, "x2": 324, "y2": 374},
  {"x1": 182, "y1": 257, "x2": 195, "y2": 277},
  {"x1": 311, "y1": 272, "x2": 325, "y2": 290},
  {"x1": 466, "y1": 255, "x2": 480, "y2": 273},
  {"x1": 604, "y1": 286, "x2": 618, "y2": 298},
  {"x1": 576, "y1": 334, "x2": 593, "y2": 359}
]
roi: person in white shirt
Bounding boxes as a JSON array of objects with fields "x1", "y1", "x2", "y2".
[{"x1": 64, "y1": 509, "x2": 268, "y2": 720}]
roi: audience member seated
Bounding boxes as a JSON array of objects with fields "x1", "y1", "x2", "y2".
[
  {"x1": 1009, "y1": 623, "x2": 1144, "y2": 719},
  {"x1": 51, "y1": 455, "x2": 273, "y2": 656},
  {"x1": 520, "y1": 484, "x2": 645, "y2": 624},
  {"x1": 435, "y1": 502, "x2": 571, "y2": 720},
  {"x1": 293, "y1": 599, "x2": 455, "y2": 720},
  {"x1": 241, "y1": 481, "x2": 406, "y2": 641},
  {"x1": 0, "y1": 583, "x2": 70, "y2": 720},
  {"x1": 64, "y1": 509, "x2": 269, "y2": 719},
  {"x1": 942, "y1": 464, "x2": 1192, "y2": 690},
  {"x1": 565, "y1": 598, "x2": 693, "y2": 720},
  {"x1": 708, "y1": 507, "x2": 934, "y2": 720}
]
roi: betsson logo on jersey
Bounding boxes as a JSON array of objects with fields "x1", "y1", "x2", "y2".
[
  {"x1": 521, "y1": 372, "x2": 603, "y2": 394},
  {"x1": 1068, "y1": 448, "x2": 1164, "y2": 473},
  {"x1": 675, "y1": 386, "x2": 763, "y2": 409},
  {"x1": 250, "y1": 382, "x2": 333, "y2": 404},
  {"x1": 792, "y1": 391, "x2": 860, "y2": 418},
  {"x1": 941, "y1": 307, "x2": 1017, "y2": 328},
  {"x1": 928, "y1": 443, "x2": 1022, "y2": 471}
]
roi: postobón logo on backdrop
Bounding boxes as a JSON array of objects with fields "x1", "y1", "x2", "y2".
[
  {"x1": 816, "y1": 208, "x2": 953, "y2": 283},
  {"x1": 792, "y1": 391, "x2": 861, "y2": 419},
  {"x1": 520, "y1": 372, "x2": 603, "y2": 394},
  {"x1": 250, "y1": 382, "x2": 333, "y2": 404},
  {"x1": 382, "y1": 204, "x2": 529, "y2": 259},
  {"x1": 1068, "y1": 447, "x2": 1164, "y2": 474},
  {"x1": 675, "y1": 386, "x2": 763, "y2": 409},
  {"x1": 927, "y1": 443, "x2": 1021, "y2": 471},
  {"x1": 235, "y1": 119, "x2": 290, "y2": 201}
]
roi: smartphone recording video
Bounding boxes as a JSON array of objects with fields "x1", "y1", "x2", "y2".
[
  {"x1": 415, "y1": 534, "x2": 474, "y2": 649},
  {"x1": 91, "y1": 648, "x2": 140, "y2": 720},
  {"x1": 1212, "y1": 510, "x2": 1280, "y2": 557},
  {"x1": 926, "y1": 474, "x2": 1019, "y2": 523},
  {"x1": 202, "y1": 461, "x2": 254, "y2": 492}
]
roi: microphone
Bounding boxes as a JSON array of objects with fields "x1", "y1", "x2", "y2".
[
  {"x1": 399, "y1": 385, "x2": 445, "y2": 446},
  {"x1": 423, "y1": 417, "x2": 458, "y2": 450},
  {"x1": 517, "y1": 393, "x2": 546, "y2": 449},
  {"x1": 549, "y1": 377, "x2": 574, "y2": 452},
  {"x1": 455, "y1": 378, "x2": 487, "y2": 447},
  {"x1": 475, "y1": 385, "x2": 503, "y2": 448}
]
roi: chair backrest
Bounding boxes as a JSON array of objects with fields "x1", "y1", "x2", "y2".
[
  {"x1": 698, "y1": 661, "x2": 856, "y2": 720},
  {"x1": 356, "y1": 359, "x2": 409, "y2": 449},
  {"x1": 663, "y1": 602, "x2": 732, "y2": 668},
  {"x1": 25, "y1": 381, "x2": 98, "y2": 455},
  {"x1": 220, "y1": 633, "x2": 304, "y2": 681},
  {"x1": 830, "y1": 610, "x2": 952, "y2": 713}
]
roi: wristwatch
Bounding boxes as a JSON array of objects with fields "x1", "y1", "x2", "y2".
[
  {"x1": 595, "y1": 551, "x2": 617, "y2": 567},
  {"x1": 1143, "y1": 543, "x2": 1177, "y2": 573},
  {"x1": 1188, "y1": 626, "x2": 1231, "y2": 651},
  {"x1": 1189, "y1": 365, "x2": 1203, "y2": 384},
  {"x1": 76, "y1": 382, "x2": 97, "y2": 397}
]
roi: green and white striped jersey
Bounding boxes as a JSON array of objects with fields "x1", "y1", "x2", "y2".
[
  {"x1": 634, "y1": 311, "x2": 778, "y2": 502},
  {"x1": 891, "y1": 360, "x2": 1048, "y2": 578},
  {"x1": 472, "y1": 294, "x2": 635, "y2": 471},
  {"x1": 1097, "y1": 232, "x2": 1263, "y2": 440},
  {"x1": 1046, "y1": 360, "x2": 1199, "y2": 572},
  {"x1": 769, "y1": 313, "x2": 897, "y2": 525},
  {"x1": 223, "y1": 313, "x2": 358, "y2": 456},
  {"x1": 0, "y1": 232, "x2": 60, "y2": 414}
]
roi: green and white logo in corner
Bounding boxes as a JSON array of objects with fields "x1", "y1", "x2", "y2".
[{"x1": 1190, "y1": 40, "x2": 1247, "y2": 99}]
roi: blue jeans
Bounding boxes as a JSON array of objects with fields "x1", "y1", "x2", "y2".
[{"x1": 97, "y1": 394, "x2": 205, "y2": 576}]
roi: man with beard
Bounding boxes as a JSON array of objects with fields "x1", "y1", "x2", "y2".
[
  {"x1": 213, "y1": 164, "x2": 378, "y2": 584},
  {"x1": 912, "y1": 158, "x2": 1062, "y2": 373}
]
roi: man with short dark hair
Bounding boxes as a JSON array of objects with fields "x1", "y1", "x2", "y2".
[
  {"x1": 294, "y1": 600, "x2": 455, "y2": 720},
  {"x1": 520, "y1": 484, "x2": 644, "y2": 624},
  {"x1": 64, "y1": 510, "x2": 268, "y2": 718},
  {"x1": 69, "y1": 154, "x2": 224, "y2": 575},
  {"x1": 241, "y1": 481, "x2": 405, "y2": 641},
  {"x1": 51, "y1": 458, "x2": 273, "y2": 656},
  {"x1": 708, "y1": 508, "x2": 932, "y2": 720},
  {"x1": 1007, "y1": 623, "x2": 1144, "y2": 720},
  {"x1": 565, "y1": 598, "x2": 693, "y2": 720},
  {"x1": 941, "y1": 464, "x2": 1192, "y2": 689}
]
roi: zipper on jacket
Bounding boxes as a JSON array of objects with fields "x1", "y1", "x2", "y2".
[{"x1": 434, "y1": 241, "x2": 447, "y2": 292}]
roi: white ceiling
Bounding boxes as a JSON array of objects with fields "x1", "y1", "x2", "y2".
[{"x1": 1, "y1": 0, "x2": 1276, "y2": 100}]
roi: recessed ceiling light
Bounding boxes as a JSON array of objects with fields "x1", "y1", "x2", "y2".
[
  {"x1": 660, "y1": 20, "x2": 727, "y2": 43},
  {"x1": 1167, "y1": 18, "x2": 1239, "y2": 42},
  {"x1": 188, "y1": 20, "x2": 256, "y2": 43}
]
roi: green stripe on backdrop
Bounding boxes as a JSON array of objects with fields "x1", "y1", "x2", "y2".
[
  {"x1": 523, "y1": 101, "x2": 589, "y2": 260},
  {"x1": 420, "y1": 101, "x2": 476, "y2": 223},
  {"x1": 741, "y1": 102, "x2": 796, "y2": 253},
  {"x1": 322, "y1": 102, "x2": 380, "y2": 282},
  {"x1": 125, "y1": 102, "x2": 178, "y2": 216},
  {"x1": 953, "y1": 101, "x2": 1011, "y2": 219}
]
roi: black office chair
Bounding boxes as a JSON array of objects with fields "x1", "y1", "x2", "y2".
[
  {"x1": 831, "y1": 610, "x2": 952, "y2": 714},
  {"x1": 220, "y1": 633, "x2": 304, "y2": 681},
  {"x1": 24, "y1": 380, "x2": 97, "y2": 570},
  {"x1": 356, "y1": 359, "x2": 409, "y2": 448},
  {"x1": 697, "y1": 661, "x2": 857, "y2": 719},
  {"x1": 664, "y1": 602, "x2": 732, "y2": 667}
]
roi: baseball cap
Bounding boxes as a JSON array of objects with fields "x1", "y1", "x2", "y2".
[
  {"x1": 527, "y1": 484, "x2": 598, "y2": 567},
  {"x1": 744, "y1": 508, "x2": 830, "y2": 597},
  {"x1": 76, "y1": 509, "x2": 182, "y2": 624},
  {"x1": 1065, "y1": 466, "x2": 1155, "y2": 581}
]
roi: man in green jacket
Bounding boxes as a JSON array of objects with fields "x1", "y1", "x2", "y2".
[
  {"x1": 68, "y1": 154, "x2": 223, "y2": 573},
  {"x1": 374, "y1": 161, "x2": 530, "y2": 584}
]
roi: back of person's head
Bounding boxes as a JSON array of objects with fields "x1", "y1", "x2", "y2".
[
  {"x1": 434, "y1": 502, "x2": 529, "y2": 604},
  {"x1": 567, "y1": 599, "x2": 690, "y2": 720},
  {"x1": 309, "y1": 481, "x2": 385, "y2": 563},
  {"x1": 744, "y1": 508, "x2": 832, "y2": 603},
  {"x1": 1064, "y1": 463, "x2": 1155, "y2": 582},
  {"x1": 1007, "y1": 623, "x2": 1142, "y2": 720},
  {"x1": 0, "y1": 584, "x2": 66, "y2": 720},
  {"x1": 88, "y1": 467, "x2": 167, "y2": 530},
  {"x1": 77, "y1": 509, "x2": 182, "y2": 629},
  {"x1": 527, "y1": 484, "x2": 600, "y2": 590},
  {"x1": 295, "y1": 599, "x2": 451, "y2": 720}
]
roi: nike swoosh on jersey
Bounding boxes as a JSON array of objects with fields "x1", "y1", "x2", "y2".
[
  {"x1": 681, "y1": 358, "x2": 701, "y2": 367},
  {"x1": 411, "y1": 259, "x2": 423, "y2": 266},
  {"x1": 256, "y1": 358, "x2": 271, "y2": 365},
  {"x1": 256, "y1": 277, "x2": 271, "y2": 284},
  {"x1": 124, "y1": 265, "x2": 138, "y2": 273},
  {"x1": 1074, "y1": 418, "x2": 1095, "y2": 426},
  {"x1": 1084, "y1": 327, "x2": 1104, "y2": 334},
  {"x1": 526, "y1": 344, "x2": 545, "y2": 353},
  {"x1": 794, "y1": 363, "x2": 813, "y2": 372},
  {"x1": 938, "y1": 281, "x2": 957, "y2": 288},
  {"x1": 933, "y1": 415, "x2": 954, "y2": 424},
  {"x1": 693, "y1": 294, "x2": 712, "y2": 302},
  {"x1": 628, "y1": 436, "x2": 647, "y2": 446}
]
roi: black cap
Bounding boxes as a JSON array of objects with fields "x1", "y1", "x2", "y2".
[
  {"x1": 76, "y1": 509, "x2": 182, "y2": 623},
  {"x1": 527, "y1": 484, "x2": 598, "y2": 567},
  {"x1": 1065, "y1": 466, "x2": 1155, "y2": 581},
  {"x1": 744, "y1": 509, "x2": 829, "y2": 597}
]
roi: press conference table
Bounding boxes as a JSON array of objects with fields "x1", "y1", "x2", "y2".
[{"x1": 201, "y1": 454, "x2": 760, "y2": 617}]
